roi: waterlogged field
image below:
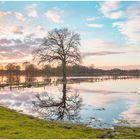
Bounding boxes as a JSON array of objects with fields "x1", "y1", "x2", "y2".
[{"x1": 0, "y1": 75, "x2": 140, "y2": 128}]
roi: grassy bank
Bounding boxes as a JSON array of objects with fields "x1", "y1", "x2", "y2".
[{"x1": 0, "y1": 106, "x2": 140, "y2": 139}]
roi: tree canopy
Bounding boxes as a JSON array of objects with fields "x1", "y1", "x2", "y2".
[{"x1": 33, "y1": 28, "x2": 81, "y2": 66}]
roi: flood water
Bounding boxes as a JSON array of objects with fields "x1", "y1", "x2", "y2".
[{"x1": 0, "y1": 75, "x2": 140, "y2": 128}]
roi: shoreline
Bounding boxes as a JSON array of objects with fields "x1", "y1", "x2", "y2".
[{"x1": 0, "y1": 106, "x2": 140, "y2": 139}]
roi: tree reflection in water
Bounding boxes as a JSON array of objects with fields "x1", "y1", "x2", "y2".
[{"x1": 32, "y1": 82, "x2": 82, "y2": 121}]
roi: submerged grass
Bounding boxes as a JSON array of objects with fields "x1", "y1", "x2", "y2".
[{"x1": 0, "y1": 106, "x2": 140, "y2": 139}]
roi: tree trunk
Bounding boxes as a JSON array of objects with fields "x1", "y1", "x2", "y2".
[
  {"x1": 62, "y1": 61, "x2": 67, "y2": 97},
  {"x1": 62, "y1": 61, "x2": 67, "y2": 83},
  {"x1": 62, "y1": 61, "x2": 67, "y2": 120}
]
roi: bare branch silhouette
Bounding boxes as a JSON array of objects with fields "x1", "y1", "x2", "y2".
[
  {"x1": 32, "y1": 90, "x2": 82, "y2": 121},
  {"x1": 33, "y1": 28, "x2": 81, "y2": 82}
]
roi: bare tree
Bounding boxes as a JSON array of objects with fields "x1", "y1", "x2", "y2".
[
  {"x1": 5, "y1": 63, "x2": 20, "y2": 75},
  {"x1": 33, "y1": 28, "x2": 82, "y2": 121},
  {"x1": 33, "y1": 28, "x2": 81, "y2": 83}
]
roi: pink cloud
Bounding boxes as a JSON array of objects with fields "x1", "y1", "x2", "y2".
[
  {"x1": 100, "y1": 1, "x2": 124, "y2": 19},
  {"x1": 45, "y1": 9, "x2": 63, "y2": 23},
  {"x1": 0, "y1": 11, "x2": 11, "y2": 17},
  {"x1": 26, "y1": 4, "x2": 38, "y2": 18},
  {"x1": 11, "y1": 26, "x2": 23, "y2": 34},
  {"x1": 15, "y1": 12, "x2": 26, "y2": 21}
]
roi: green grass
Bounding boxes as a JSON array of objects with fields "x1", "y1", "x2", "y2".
[{"x1": 0, "y1": 106, "x2": 140, "y2": 139}]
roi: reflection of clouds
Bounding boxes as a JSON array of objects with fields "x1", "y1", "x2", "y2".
[
  {"x1": 81, "y1": 92, "x2": 139, "y2": 107},
  {"x1": 0, "y1": 85, "x2": 69, "y2": 118},
  {"x1": 0, "y1": 86, "x2": 61, "y2": 109},
  {"x1": 0, "y1": 90, "x2": 36, "y2": 112},
  {"x1": 0, "y1": 89, "x2": 43, "y2": 118},
  {"x1": 120, "y1": 103, "x2": 140, "y2": 127},
  {"x1": 70, "y1": 85, "x2": 140, "y2": 107},
  {"x1": 0, "y1": 78, "x2": 140, "y2": 127},
  {"x1": 1, "y1": 84, "x2": 139, "y2": 111},
  {"x1": 84, "y1": 94, "x2": 122, "y2": 107},
  {"x1": 70, "y1": 80, "x2": 140, "y2": 107}
]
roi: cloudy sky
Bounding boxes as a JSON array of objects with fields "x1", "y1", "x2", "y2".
[{"x1": 0, "y1": 1, "x2": 140, "y2": 69}]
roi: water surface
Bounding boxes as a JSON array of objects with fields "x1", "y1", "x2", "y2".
[{"x1": 0, "y1": 75, "x2": 140, "y2": 128}]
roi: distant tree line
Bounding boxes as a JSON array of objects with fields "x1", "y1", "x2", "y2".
[{"x1": 0, "y1": 62, "x2": 140, "y2": 76}]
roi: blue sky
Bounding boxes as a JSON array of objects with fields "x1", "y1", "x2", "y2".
[{"x1": 0, "y1": 1, "x2": 140, "y2": 69}]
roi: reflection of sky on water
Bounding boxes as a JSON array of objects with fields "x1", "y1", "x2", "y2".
[
  {"x1": 80, "y1": 101, "x2": 128, "y2": 127},
  {"x1": 120, "y1": 103, "x2": 140, "y2": 126},
  {"x1": 0, "y1": 77, "x2": 140, "y2": 128}
]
